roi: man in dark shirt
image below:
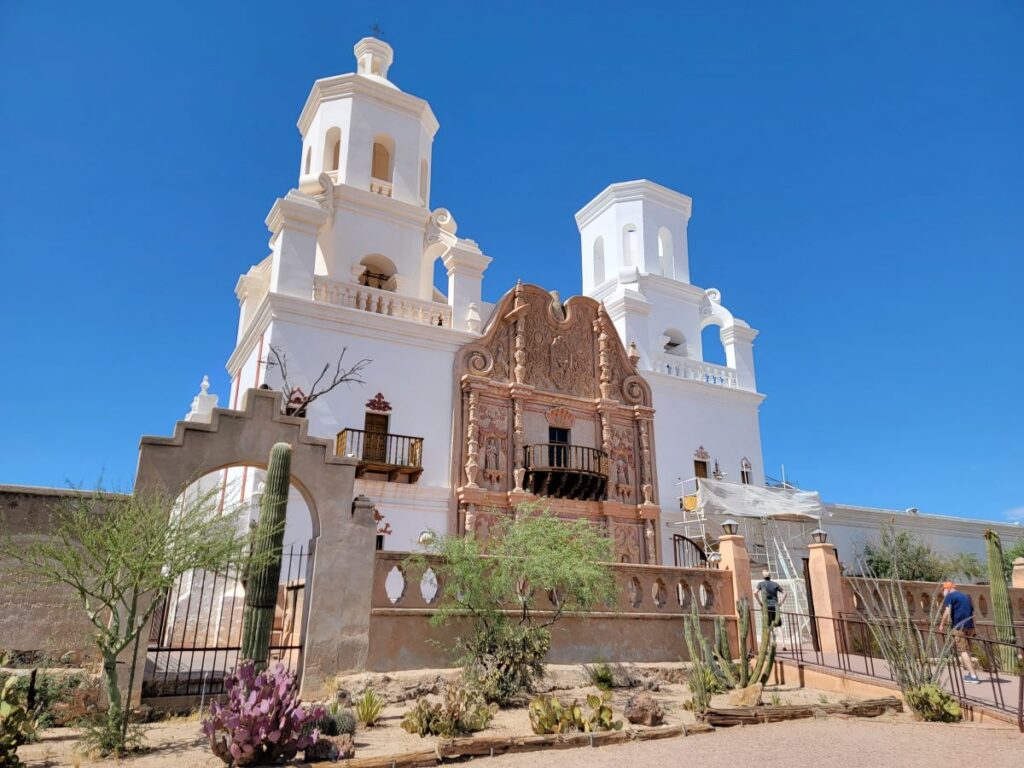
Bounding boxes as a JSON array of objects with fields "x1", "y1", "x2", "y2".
[
  {"x1": 939, "y1": 581, "x2": 980, "y2": 683},
  {"x1": 755, "y1": 569, "x2": 786, "y2": 648}
]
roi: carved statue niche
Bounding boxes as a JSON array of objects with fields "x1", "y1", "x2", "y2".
[
  {"x1": 609, "y1": 424, "x2": 637, "y2": 504},
  {"x1": 611, "y1": 520, "x2": 642, "y2": 564},
  {"x1": 478, "y1": 403, "x2": 508, "y2": 491}
]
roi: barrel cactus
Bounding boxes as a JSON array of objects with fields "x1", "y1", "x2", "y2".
[
  {"x1": 984, "y1": 529, "x2": 1018, "y2": 672},
  {"x1": 240, "y1": 442, "x2": 292, "y2": 668}
]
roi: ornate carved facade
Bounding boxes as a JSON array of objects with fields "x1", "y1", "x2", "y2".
[{"x1": 452, "y1": 283, "x2": 662, "y2": 563}]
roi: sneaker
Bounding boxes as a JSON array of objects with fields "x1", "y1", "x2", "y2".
[{"x1": 964, "y1": 674, "x2": 981, "y2": 684}]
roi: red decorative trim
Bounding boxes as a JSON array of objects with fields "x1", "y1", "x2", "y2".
[{"x1": 366, "y1": 392, "x2": 392, "y2": 413}]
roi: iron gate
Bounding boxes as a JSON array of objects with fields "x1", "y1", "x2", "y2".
[{"x1": 143, "y1": 545, "x2": 310, "y2": 698}]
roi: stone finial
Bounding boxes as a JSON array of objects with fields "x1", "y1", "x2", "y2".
[
  {"x1": 354, "y1": 37, "x2": 393, "y2": 80},
  {"x1": 185, "y1": 375, "x2": 218, "y2": 423},
  {"x1": 628, "y1": 340, "x2": 640, "y2": 366},
  {"x1": 466, "y1": 302, "x2": 482, "y2": 333}
]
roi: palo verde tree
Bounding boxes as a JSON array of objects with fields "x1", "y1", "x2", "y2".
[
  {"x1": 0, "y1": 485, "x2": 266, "y2": 755},
  {"x1": 413, "y1": 505, "x2": 617, "y2": 704},
  {"x1": 859, "y1": 522, "x2": 983, "y2": 583}
]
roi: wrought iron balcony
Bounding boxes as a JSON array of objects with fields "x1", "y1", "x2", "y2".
[
  {"x1": 522, "y1": 443, "x2": 608, "y2": 501},
  {"x1": 336, "y1": 428, "x2": 424, "y2": 482}
]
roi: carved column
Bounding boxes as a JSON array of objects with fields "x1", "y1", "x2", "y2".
[
  {"x1": 464, "y1": 387, "x2": 480, "y2": 488},
  {"x1": 511, "y1": 394, "x2": 525, "y2": 492},
  {"x1": 637, "y1": 414, "x2": 654, "y2": 506},
  {"x1": 596, "y1": 314, "x2": 613, "y2": 400}
]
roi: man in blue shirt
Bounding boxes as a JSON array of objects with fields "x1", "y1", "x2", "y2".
[{"x1": 938, "y1": 581, "x2": 980, "y2": 684}]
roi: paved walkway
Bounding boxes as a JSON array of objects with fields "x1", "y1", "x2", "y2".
[
  {"x1": 776, "y1": 644, "x2": 1022, "y2": 725},
  {"x1": 482, "y1": 718, "x2": 1020, "y2": 768}
]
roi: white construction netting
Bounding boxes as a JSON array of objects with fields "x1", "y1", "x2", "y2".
[{"x1": 696, "y1": 478, "x2": 824, "y2": 522}]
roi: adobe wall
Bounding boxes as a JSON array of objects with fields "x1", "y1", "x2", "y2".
[{"x1": 0, "y1": 485, "x2": 123, "y2": 663}]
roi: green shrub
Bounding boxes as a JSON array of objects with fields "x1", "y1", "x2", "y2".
[
  {"x1": 583, "y1": 662, "x2": 615, "y2": 691},
  {"x1": 401, "y1": 684, "x2": 497, "y2": 738},
  {"x1": 463, "y1": 623, "x2": 550, "y2": 705},
  {"x1": 905, "y1": 684, "x2": 962, "y2": 723},
  {"x1": 528, "y1": 691, "x2": 622, "y2": 735},
  {"x1": 353, "y1": 689, "x2": 385, "y2": 728},
  {"x1": 5, "y1": 673, "x2": 86, "y2": 730}
]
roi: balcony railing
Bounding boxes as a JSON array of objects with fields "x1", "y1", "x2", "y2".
[
  {"x1": 369, "y1": 177, "x2": 393, "y2": 197},
  {"x1": 653, "y1": 354, "x2": 738, "y2": 389},
  {"x1": 313, "y1": 277, "x2": 453, "y2": 328},
  {"x1": 522, "y1": 443, "x2": 608, "y2": 501},
  {"x1": 336, "y1": 428, "x2": 424, "y2": 482}
]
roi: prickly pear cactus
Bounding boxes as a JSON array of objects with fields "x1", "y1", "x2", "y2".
[
  {"x1": 0, "y1": 676, "x2": 35, "y2": 767},
  {"x1": 240, "y1": 442, "x2": 292, "y2": 668}
]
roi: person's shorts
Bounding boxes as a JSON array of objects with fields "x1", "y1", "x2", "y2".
[
  {"x1": 952, "y1": 627, "x2": 975, "y2": 653},
  {"x1": 765, "y1": 606, "x2": 778, "y2": 627}
]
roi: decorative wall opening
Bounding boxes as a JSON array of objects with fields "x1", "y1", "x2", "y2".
[
  {"x1": 700, "y1": 322, "x2": 727, "y2": 366},
  {"x1": 324, "y1": 127, "x2": 342, "y2": 172},
  {"x1": 661, "y1": 328, "x2": 687, "y2": 357},
  {"x1": 419, "y1": 159, "x2": 430, "y2": 205},
  {"x1": 593, "y1": 236, "x2": 605, "y2": 285},
  {"x1": 622, "y1": 225, "x2": 638, "y2": 267},
  {"x1": 371, "y1": 135, "x2": 394, "y2": 182},
  {"x1": 657, "y1": 227, "x2": 674, "y2": 278},
  {"x1": 304, "y1": 146, "x2": 312, "y2": 175},
  {"x1": 740, "y1": 458, "x2": 753, "y2": 485},
  {"x1": 358, "y1": 254, "x2": 398, "y2": 292}
]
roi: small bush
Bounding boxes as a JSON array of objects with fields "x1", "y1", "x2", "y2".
[
  {"x1": 201, "y1": 661, "x2": 324, "y2": 765},
  {"x1": 584, "y1": 662, "x2": 615, "y2": 691},
  {"x1": 528, "y1": 692, "x2": 622, "y2": 735},
  {"x1": 2, "y1": 672, "x2": 88, "y2": 729},
  {"x1": 905, "y1": 684, "x2": 962, "y2": 723},
  {"x1": 401, "y1": 684, "x2": 497, "y2": 738},
  {"x1": 464, "y1": 623, "x2": 550, "y2": 705},
  {"x1": 354, "y1": 689, "x2": 385, "y2": 728}
]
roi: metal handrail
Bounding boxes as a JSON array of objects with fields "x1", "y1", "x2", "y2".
[
  {"x1": 522, "y1": 443, "x2": 608, "y2": 475},
  {"x1": 336, "y1": 428, "x2": 424, "y2": 468}
]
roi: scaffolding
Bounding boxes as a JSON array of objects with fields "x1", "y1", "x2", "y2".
[{"x1": 692, "y1": 478, "x2": 824, "y2": 645}]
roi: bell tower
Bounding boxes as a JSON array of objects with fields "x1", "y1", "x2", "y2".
[{"x1": 295, "y1": 37, "x2": 438, "y2": 209}]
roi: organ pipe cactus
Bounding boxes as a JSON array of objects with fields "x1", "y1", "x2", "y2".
[
  {"x1": 984, "y1": 530, "x2": 1019, "y2": 672},
  {"x1": 240, "y1": 442, "x2": 291, "y2": 669},
  {"x1": 712, "y1": 598, "x2": 777, "y2": 689}
]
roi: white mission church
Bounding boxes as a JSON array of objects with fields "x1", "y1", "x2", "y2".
[{"x1": 185, "y1": 37, "x2": 1019, "y2": 575}]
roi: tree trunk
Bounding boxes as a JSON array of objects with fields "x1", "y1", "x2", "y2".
[{"x1": 102, "y1": 653, "x2": 122, "y2": 736}]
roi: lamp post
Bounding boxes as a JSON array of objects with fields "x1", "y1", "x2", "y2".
[
  {"x1": 810, "y1": 528, "x2": 828, "y2": 545},
  {"x1": 721, "y1": 519, "x2": 739, "y2": 536}
]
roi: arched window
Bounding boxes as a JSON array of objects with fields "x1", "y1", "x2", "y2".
[
  {"x1": 622, "y1": 224, "x2": 638, "y2": 267},
  {"x1": 358, "y1": 254, "x2": 398, "y2": 292},
  {"x1": 419, "y1": 159, "x2": 430, "y2": 205},
  {"x1": 372, "y1": 135, "x2": 394, "y2": 182},
  {"x1": 661, "y1": 328, "x2": 687, "y2": 357},
  {"x1": 700, "y1": 323, "x2": 727, "y2": 365},
  {"x1": 593, "y1": 237, "x2": 606, "y2": 285},
  {"x1": 657, "y1": 227, "x2": 674, "y2": 278},
  {"x1": 304, "y1": 146, "x2": 312, "y2": 175},
  {"x1": 740, "y1": 458, "x2": 753, "y2": 485},
  {"x1": 323, "y1": 127, "x2": 342, "y2": 173}
]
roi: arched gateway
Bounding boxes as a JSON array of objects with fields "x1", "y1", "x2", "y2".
[{"x1": 134, "y1": 388, "x2": 375, "y2": 696}]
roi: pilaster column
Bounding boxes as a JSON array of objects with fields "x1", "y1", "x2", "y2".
[
  {"x1": 1012, "y1": 557, "x2": 1024, "y2": 589},
  {"x1": 807, "y1": 541, "x2": 844, "y2": 654},
  {"x1": 720, "y1": 325, "x2": 758, "y2": 392},
  {"x1": 265, "y1": 191, "x2": 328, "y2": 299},
  {"x1": 443, "y1": 240, "x2": 492, "y2": 332},
  {"x1": 717, "y1": 534, "x2": 754, "y2": 612}
]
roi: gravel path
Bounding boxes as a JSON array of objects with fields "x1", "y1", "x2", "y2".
[{"x1": 482, "y1": 718, "x2": 1022, "y2": 768}]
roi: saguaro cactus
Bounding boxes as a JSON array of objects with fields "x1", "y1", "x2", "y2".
[
  {"x1": 241, "y1": 442, "x2": 292, "y2": 668},
  {"x1": 984, "y1": 529, "x2": 1017, "y2": 672}
]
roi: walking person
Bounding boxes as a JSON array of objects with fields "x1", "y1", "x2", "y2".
[
  {"x1": 938, "y1": 581, "x2": 981, "y2": 684},
  {"x1": 755, "y1": 568, "x2": 787, "y2": 650}
]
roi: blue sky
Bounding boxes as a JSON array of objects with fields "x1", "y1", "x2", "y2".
[{"x1": 1, "y1": 2, "x2": 1021, "y2": 524}]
